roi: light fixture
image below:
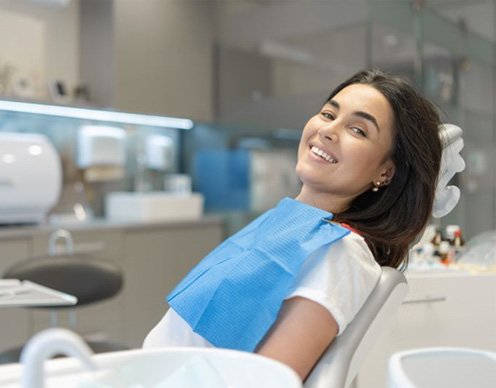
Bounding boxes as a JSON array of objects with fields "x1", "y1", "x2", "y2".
[{"x1": 0, "y1": 100, "x2": 194, "y2": 130}]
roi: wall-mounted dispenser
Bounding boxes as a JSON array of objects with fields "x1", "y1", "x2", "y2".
[
  {"x1": 144, "y1": 134, "x2": 174, "y2": 171},
  {"x1": 76, "y1": 125, "x2": 127, "y2": 182}
]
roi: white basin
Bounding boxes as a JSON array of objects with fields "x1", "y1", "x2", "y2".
[
  {"x1": 0, "y1": 347, "x2": 301, "y2": 388},
  {"x1": 105, "y1": 192, "x2": 204, "y2": 222}
]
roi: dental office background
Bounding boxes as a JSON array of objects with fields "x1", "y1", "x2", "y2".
[
  {"x1": 0, "y1": 0, "x2": 495, "y2": 386},
  {"x1": 0, "y1": 0, "x2": 494, "y2": 236}
]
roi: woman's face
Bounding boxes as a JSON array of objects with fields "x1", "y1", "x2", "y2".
[{"x1": 295, "y1": 83, "x2": 396, "y2": 212}]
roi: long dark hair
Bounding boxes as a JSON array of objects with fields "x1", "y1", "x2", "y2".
[{"x1": 330, "y1": 70, "x2": 443, "y2": 269}]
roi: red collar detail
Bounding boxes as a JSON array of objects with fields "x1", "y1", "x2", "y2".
[{"x1": 340, "y1": 222, "x2": 361, "y2": 235}]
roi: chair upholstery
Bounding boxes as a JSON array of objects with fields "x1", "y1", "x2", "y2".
[{"x1": 304, "y1": 267, "x2": 408, "y2": 388}]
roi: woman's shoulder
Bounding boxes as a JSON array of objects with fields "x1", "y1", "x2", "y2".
[
  {"x1": 331, "y1": 229, "x2": 381, "y2": 271},
  {"x1": 295, "y1": 230, "x2": 381, "y2": 288},
  {"x1": 294, "y1": 229, "x2": 382, "y2": 299},
  {"x1": 288, "y1": 228, "x2": 381, "y2": 335}
]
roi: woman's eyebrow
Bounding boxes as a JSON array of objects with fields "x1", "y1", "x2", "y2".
[
  {"x1": 328, "y1": 99, "x2": 381, "y2": 132},
  {"x1": 355, "y1": 111, "x2": 381, "y2": 133}
]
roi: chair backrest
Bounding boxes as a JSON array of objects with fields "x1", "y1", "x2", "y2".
[
  {"x1": 304, "y1": 267, "x2": 408, "y2": 388},
  {"x1": 387, "y1": 347, "x2": 496, "y2": 388},
  {"x1": 3, "y1": 254, "x2": 123, "y2": 307}
]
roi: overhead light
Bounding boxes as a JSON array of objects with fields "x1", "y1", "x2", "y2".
[{"x1": 0, "y1": 100, "x2": 194, "y2": 130}]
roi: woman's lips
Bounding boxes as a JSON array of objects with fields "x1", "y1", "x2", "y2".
[{"x1": 310, "y1": 145, "x2": 337, "y2": 164}]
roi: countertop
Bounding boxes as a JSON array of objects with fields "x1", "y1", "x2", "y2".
[{"x1": 0, "y1": 216, "x2": 224, "y2": 240}]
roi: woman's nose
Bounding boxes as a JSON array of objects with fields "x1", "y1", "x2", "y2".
[{"x1": 319, "y1": 123, "x2": 339, "y2": 143}]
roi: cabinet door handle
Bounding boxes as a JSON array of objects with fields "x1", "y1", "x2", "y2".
[{"x1": 403, "y1": 296, "x2": 447, "y2": 304}]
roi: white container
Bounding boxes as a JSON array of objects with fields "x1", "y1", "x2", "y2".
[
  {"x1": 0, "y1": 133, "x2": 61, "y2": 223},
  {"x1": 76, "y1": 125, "x2": 126, "y2": 168},
  {"x1": 145, "y1": 134, "x2": 174, "y2": 171},
  {"x1": 164, "y1": 174, "x2": 192, "y2": 194},
  {"x1": 0, "y1": 328, "x2": 301, "y2": 388},
  {"x1": 387, "y1": 347, "x2": 496, "y2": 388},
  {"x1": 105, "y1": 192, "x2": 204, "y2": 222}
]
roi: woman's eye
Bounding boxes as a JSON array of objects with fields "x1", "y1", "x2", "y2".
[
  {"x1": 351, "y1": 127, "x2": 367, "y2": 137},
  {"x1": 321, "y1": 112, "x2": 335, "y2": 120}
]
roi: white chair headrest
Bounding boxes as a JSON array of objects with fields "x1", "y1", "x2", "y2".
[{"x1": 432, "y1": 124, "x2": 465, "y2": 218}]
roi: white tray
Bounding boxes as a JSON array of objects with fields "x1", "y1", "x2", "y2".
[{"x1": 0, "y1": 279, "x2": 77, "y2": 307}]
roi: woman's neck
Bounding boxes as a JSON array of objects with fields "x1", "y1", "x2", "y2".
[{"x1": 295, "y1": 187, "x2": 351, "y2": 214}]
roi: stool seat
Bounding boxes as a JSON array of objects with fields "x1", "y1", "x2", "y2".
[{"x1": 0, "y1": 230, "x2": 128, "y2": 364}]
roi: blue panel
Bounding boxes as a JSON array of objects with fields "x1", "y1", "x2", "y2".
[{"x1": 195, "y1": 149, "x2": 250, "y2": 210}]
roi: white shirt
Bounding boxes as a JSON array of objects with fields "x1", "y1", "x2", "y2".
[{"x1": 143, "y1": 232, "x2": 381, "y2": 349}]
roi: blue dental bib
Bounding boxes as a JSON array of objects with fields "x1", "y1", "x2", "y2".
[{"x1": 167, "y1": 197, "x2": 349, "y2": 351}]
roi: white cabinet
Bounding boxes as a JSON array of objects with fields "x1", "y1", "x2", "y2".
[{"x1": 356, "y1": 272, "x2": 496, "y2": 388}]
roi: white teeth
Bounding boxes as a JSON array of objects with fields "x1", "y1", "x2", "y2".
[{"x1": 311, "y1": 146, "x2": 336, "y2": 164}]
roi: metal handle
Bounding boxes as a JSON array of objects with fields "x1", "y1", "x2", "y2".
[
  {"x1": 403, "y1": 296, "x2": 447, "y2": 305},
  {"x1": 48, "y1": 229, "x2": 74, "y2": 256}
]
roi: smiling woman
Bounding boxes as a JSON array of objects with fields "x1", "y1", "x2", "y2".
[
  {"x1": 296, "y1": 83, "x2": 396, "y2": 214},
  {"x1": 143, "y1": 70, "x2": 443, "y2": 382},
  {"x1": 326, "y1": 71, "x2": 443, "y2": 269}
]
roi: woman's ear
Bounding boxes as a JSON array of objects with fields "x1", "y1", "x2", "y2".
[{"x1": 379, "y1": 160, "x2": 395, "y2": 185}]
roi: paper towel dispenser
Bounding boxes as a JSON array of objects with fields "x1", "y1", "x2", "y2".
[
  {"x1": 76, "y1": 125, "x2": 127, "y2": 182},
  {"x1": 0, "y1": 133, "x2": 62, "y2": 224}
]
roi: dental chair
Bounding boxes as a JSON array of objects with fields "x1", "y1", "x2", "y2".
[
  {"x1": 305, "y1": 267, "x2": 407, "y2": 388},
  {"x1": 304, "y1": 124, "x2": 465, "y2": 388}
]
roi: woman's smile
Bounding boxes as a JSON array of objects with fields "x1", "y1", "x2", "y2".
[{"x1": 310, "y1": 145, "x2": 338, "y2": 164}]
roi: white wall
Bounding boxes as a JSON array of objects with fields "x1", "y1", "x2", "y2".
[
  {"x1": 113, "y1": 0, "x2": 214, "y2": 121},
  {"x1": 0, "y1": 0, "x2": 79, "y2": 100}
]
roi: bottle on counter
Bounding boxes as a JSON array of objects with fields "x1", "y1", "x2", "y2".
[
  {"x1": 430, "y1": 227, "x2": 444, "y2": 260},
  {"x1": 445, "y1": 224, "x2": 465, "y2": 261},
  {"x1": 439, "y1": 240, "x2": 452, "y2": 265},
  {"x1": 452, "y1": 228, "x2": 465, "y2": 260}
]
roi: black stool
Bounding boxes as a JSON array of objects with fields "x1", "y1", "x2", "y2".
[{"x1": 0, "y1": 230, "x2": 129, "y2": 364}]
